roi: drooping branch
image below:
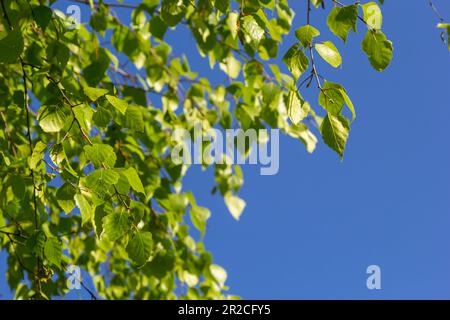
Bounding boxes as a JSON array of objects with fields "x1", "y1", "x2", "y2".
[
  {"x1": 306, "y1": 0, "x2": 323, "y2": 91},
  {"x1": 68, "y1": 0, "x2": 139, "y2": 9}
]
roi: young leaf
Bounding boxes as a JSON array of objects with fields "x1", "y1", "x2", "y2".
[
  {"x1": 287, "y1": 123, "x2": 318, "y2": 153},
  {"x1": 125, "y1": 167, "x2": 145, "y2": 194},
  {"x1": 362, "y1": 30, "x2": 393, "y2": 71},
  {"x1": 29, "y1": 141, "x2": 47, "y2": 170},
  {"x1": 161, "y1": 0, "x2": 186, "y2": 27},
  {"x1": 326, "y1": 5, "x2": 358, "y2": 43},
  {"x1": 33, "y1": 5, "x2": 53, "y2": 31},
  {"x1": 362, "y1": 2, "x2": 383, "y2": 30},
  {"x1": 338, "y1": 88, "x2": 356, "y2": 122},
  {"x1": 190, "y1": 205, "x2": 211, "y2": 237},
  {"x1": 94, "y1": 203, "x2": 113, "y2": 237},
  {"x1": 0, "y1": 30, "x2": 24, "y2": 63},
  {"x1": 210, "y1": 264, "x2": 227, "y2": 287},
  {"x1": 37, "y1": 105, "x2": 71, "y2": 133},
  {"x1": 106, "y1": 95, "x2": 128, "y2": 114},
  {"x1": 73, "y1": 104, "x2": 94, "y2": 133},
  {"x1": 84, "y1": 143, "x2": 117, "y2": 169},
  {"x1": 44, "y1": 237, "x2": 62, "y2": 268},
  {"x1": 56, "y1": 183, "x2": 76, "y2": 214},
  {"x1": 27, "y1": 231, "x2": 46, "y2": 259},
  {"x1": 74, "y1": 193, "x2": 94, "y2": 225},
  {"x1": 102, "y1": 211, "x2": 131, "y2": 241},
  {"x1": 126, "y1": 230, "x2": 153, "y2": 266},
  {"x1": 85, "y1": 169, "x2": 120, "y2": 196},
  {"x1": 315, "y1": 41, "x2": 342, "y2": 68},
  {"x1": 83, "y1": 86, "x2": 109, "y2": 102},
  {"x1": 282, "y1": 43, "x2": 309, "y2": 81},
  {"x1": 224, "y1": 192, "x2": 246, "y2": 220},
  {"x1": 240, "y1": 15, "x2": 265, "y2": 48},
  {"x1": 49, "y1": 143, "x2": 66, "y2": 165},
  {"x1": 295, "y1": 25, "x2": 320, "y2": 48},
  {"x1": 219, "y1": 55, "x2": 242, "y2": 79},
  {"x1": 318, "y1": 81, "x2": 345, "y2": 115},
  {"x1": 288, "y1": 90, "x2": 309, "y2": 125},
  {"x1": 320, "y1": 113, "x2": 350, "y2": 159}
]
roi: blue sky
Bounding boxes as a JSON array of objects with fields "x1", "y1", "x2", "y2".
[{"x1": 1, "y1": 0, "x2": 450, "y2": 299}]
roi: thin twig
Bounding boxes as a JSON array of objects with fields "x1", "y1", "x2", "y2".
[
  {"x1": 68, "y1": 0, "x2": 138, "y2": 9},
  {"x1": 428, "y1": 0, "x2": 445, "y2": 23},
  {"x1": 307, "y1": 0, "x2": 323, "y2": 91}
]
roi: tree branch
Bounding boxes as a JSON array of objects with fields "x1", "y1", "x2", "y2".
[{"x1": 68, "y1": 0, "x2": 139, "y2": 9}]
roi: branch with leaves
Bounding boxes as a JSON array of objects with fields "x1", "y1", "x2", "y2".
[{"x1": 0, "y1": 0, "x2": 395, "y2": 299}]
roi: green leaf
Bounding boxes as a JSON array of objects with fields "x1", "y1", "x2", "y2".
[
  {"x1": 44, "y1": 237, "x2": 62, "y2": 268},
  {"x1": 29, "y1": 141, "x2": 46, "y2": 170},
  {"x1": 83, "y1": 87, "x2": 109, "y2": 102},
  {"x1": 83, "y1": 49, "x2": 110, "y2": 86},
  {"x1": 287, "y1": 123, "x2": 318, "y2": 153},
  {"x1": 46, "y1": 41, "x2": 69, "y2": 69},
  {"x1": 0, "y1": 30, "x2": 24, "y2": 63},
  {"x1": 27, "y1": 231, "x2": 46, "y2": 259},
  {"x1": 94, "y1": 203, "x2": 113, "y2": 237},
  {"x1": 74, "y1": 193, "x2": 94, "y2": 225},
  {"x1": 123, "y1": 105, "x2": 144, "y2": 131},
  {"x1": 320, "y1": 113, "x2": 350, "y2": 159},
  {"x1": 85, "y1": 169, "x2": 120, "y2": 196},
  {"x1": 224, "y1": 192, "x2": 246, "y2": 220},
  {"x1": 215, "y1": 0, "x2": 230, "y2": 13},
  {"x1": 90, "y1": 12, "x2": 107, "y2": 34},
  {"x1": 114, "y1": 170, "x2": 131, "y2": 195},
  {"x1": 106, "y1": 95, "x2": 128, "y2": 114},
  {"x1": 282, "y1": 43, "x2": 309, "y2": 81},
  {"x1": 326, "y1": 5, "x2": 358, "y2": 43},
  {"x1": 161, "y1": 0, "x2": 186, "y2": 27},
  {"x1": 362, "y1": 2, "x2": 383, "y2": 30},
  {"x1": 210, "y1": 264, "x2": 227, "y2": 287},
  {"x1": 227, "y1": 12, "x2": 239, "y2": 39},
  {"x1": 295, "y1": 25, "x2": 320, "y2": 48},
  {"x1": 190, "y1": 205, "x2": 211, "y2": 237},
  {"x1": 240, "y1": 15, "x2": 265, "y2": 47},
  {"x1": 362, "y1": 30, "x2": 393, "y2": 71},
  {"x1": 49, "y1": 143, "x2": 66, "y2": 165},
  {"x1": 149, "y1": 16, "x2": 168, "y2": 40},
  {"x1": 37, "y1": 105, "x2": 70, "y2": 133},
  {"x1": 102, "y1": 211, "x2": 131, "y2": 241},
  {"x1": 315, "y1": 41, "x2": 342, "y2": 68},
  {"x1": 33, "y1": 5, "x2": 53, "y2": 31},
  {"x1": 84, "y1": 143, "x2": 117, "y2": 169},
  {"x1": 288, "y1": 90, "x2": 309, "y2": 125},
  {"x1": 318, "y1": 81, "x2": 345, "y2": 115},
  {"x1": 56, "y1": 183, "x2": 76, "y2": 213},
  {"x1": 126, "y1": 230, "x2": 153, "y2": 266},
  {"x1": 125, "y1": 167, "x2": 145, "y2": 194},
  {"x1": 338, "y1": 88, "x2": 356, "y2": 122},
  {"x1": 93, "y1": 105, "x2": 112, "y2": 128},
  {"x1": 73, "y1": 104, "x2": 93, "y2": 133},
  {"x1": 11, "y1": 175, "x2": 25, "y2": 199},
  {"x1": 219, "y1": 55, "x2": 241, "y2": 79}
]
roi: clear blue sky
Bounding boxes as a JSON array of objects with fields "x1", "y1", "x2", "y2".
[{"x1": 1, "y1": 0, "x2": 450, "y2": 299}]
